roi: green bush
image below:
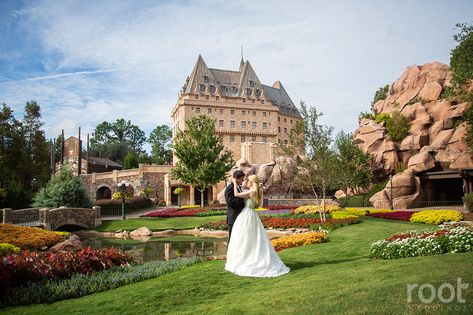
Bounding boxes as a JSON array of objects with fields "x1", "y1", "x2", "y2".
[
  {"x1": 386, "y1": 111, "x2": 410, "y2": 142},
  {"x1": 462, "y1": 192, "x2": 473, "y2": 212},
  {"x1": 372, "y1": 85, "x2": 390, "y2": 107},
  {"x1": 0, "y1": 185, "x2": 32, "y2": 210},
  {"x1": 32, "y1": 166, "x2": 92, "y2": 208},
  {"x1": 0, "y1": 257, "x2": 204, "y2": 308},
  {"x1": 338, "y1": 194, "x2": 371, "y2": 207},
  {"x1": 0, "y1": 243, "x2": 20, "y2": 256},
  {"x1": 450, "y1": 23, "x2": 473, "y2": 88},
  {"x1": 374, "y1": 113, "x2": 391, "y2": 125},
  {"x1": 124, "y1": 151, "x2": 139, "y2": 169},
  {"x1": 359, "y1": 112, "x2": 373, "y2": 120}
]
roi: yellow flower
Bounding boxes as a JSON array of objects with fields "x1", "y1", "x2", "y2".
[
  {"x1": 294, "y1": 205, "x2": 341, "y2": 214},
  {"x1": 410, "y1": 210, "x2": 463, "y2": 225},
  {"x1": 271, "y1": 231, "x2": 328, "y2": 251}
]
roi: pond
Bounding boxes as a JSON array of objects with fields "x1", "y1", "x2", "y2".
[{"x1": 81, "y1": 235, "x2": 228, "y2": 263}]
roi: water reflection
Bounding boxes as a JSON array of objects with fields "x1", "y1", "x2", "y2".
[{"x1": 82, "y1": 236, "x2": 228, "y2": 263}]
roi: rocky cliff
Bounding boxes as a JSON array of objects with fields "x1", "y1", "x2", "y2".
[{"x1": 353, "y1": 62, "x2": 472, "y2": 208}]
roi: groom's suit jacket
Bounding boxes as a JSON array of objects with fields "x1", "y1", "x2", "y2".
[{"x1": 225, "y1": 183, "x2": 245, "y2": 225}]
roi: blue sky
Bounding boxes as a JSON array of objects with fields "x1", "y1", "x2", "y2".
[{"x1": 0, "y1": 0, "x2": 472, "y2": 149}]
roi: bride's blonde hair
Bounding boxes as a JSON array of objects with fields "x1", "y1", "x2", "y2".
[{"x1": 247, "y1": 175, "x2": 263, "y2": 208}]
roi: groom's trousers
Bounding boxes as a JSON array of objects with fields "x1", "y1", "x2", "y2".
[{"x1": 227, "y1": 224, "x2": 234, "y2": 242}]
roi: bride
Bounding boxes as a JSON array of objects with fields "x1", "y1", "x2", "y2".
[{"x1": 224, "y1": 174, "x2": 290, "y2": 277}]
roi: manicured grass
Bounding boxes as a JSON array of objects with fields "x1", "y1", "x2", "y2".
[
  {"x1": 95, "y1": 216, "x2": 227, "y2": 232},
  {"x1": 4, "y1": 217, "x2": 473, "y2": 314}
]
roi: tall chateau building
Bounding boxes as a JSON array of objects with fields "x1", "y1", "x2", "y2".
[{"x1": 171, "y1": 55, "x2": 302, "y2": 164}]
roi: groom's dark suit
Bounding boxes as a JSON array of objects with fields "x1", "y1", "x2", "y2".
[{"x1": 225, "y1": 182, "x2": 245, "y2": 242}]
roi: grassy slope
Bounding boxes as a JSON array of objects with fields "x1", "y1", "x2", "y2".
[
  {"x1": 95, "y1": 216, "x2": 227, "y2": 232},
  {"x1": 4, "y1": 217, "x2": 473, "y2": 315}
]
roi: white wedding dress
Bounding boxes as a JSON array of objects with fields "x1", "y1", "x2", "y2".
[{"x1": 224, "y1": 196, "x2": 290, "y2": 277}]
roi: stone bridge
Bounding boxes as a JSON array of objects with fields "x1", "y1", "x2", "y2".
[{"x1": 2, "y1": 206, "x2": 102, "y2": 231}]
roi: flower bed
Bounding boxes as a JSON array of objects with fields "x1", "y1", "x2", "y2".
[
  {"x1": 310, "y1": 217, "x2": 362, "y2": 231},
  {"x1": 261, "y1": 217, "x2": 322, "y2": 229},
  {"x1": 271, "y1": 231, "x2": 328, "y2": 251},
  {"x1": 409, "y1": 210, "x2": 463, "y2": 225},
  {"x1": 0, "y1": 247, "x2": 132, "y2": 294},
  {"x1": 0, "y1": 224, "x2": 64, "y2": 250},
  {"x1": 142, "y1": 206, "x2": 226, "y2": 218},
  {"x1": 194, "y1": 210, "x2": 227, "y2": 217},
  {"x1": 370, "y1": 227, "x2": 473, "y2": 259},
  {"x1": 331, "y1": 210, "x2": 359, "y2": 220},
  {"x1": 1, "y1": 257, "x2": 203, "y2": 308},
  {"x1": 0, "y1": 243, "x2": 20, "y2": 256},
  {"x1": 266, "y1": 205, "x2": 299, "y2": 211},
  {"x1": 366, "y1": 211, "x2": 417, "y2": 221},
  {"x1": 344, "y1": 208, "x2": 368, "y2": 216},
  {"x1": 293, "y1": 205, "x2": 341, "y2": 214},
  {"x1": 198, "y1": 220, "x2": 228, "y2": 230}
]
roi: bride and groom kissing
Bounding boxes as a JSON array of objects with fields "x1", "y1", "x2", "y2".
[{"x1": 224, "y1": 170, "x2": 290, "y2": 278}]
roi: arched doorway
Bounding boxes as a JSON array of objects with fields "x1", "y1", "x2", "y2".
[{"x1": 96, "y1": 186, "x2": 112, "y2": 200}]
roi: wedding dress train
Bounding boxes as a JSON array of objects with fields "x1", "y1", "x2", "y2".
[{"x1": 224, "y1": 198, "x2": 290, "y2": 277}]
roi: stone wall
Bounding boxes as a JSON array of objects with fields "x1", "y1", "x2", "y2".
[
  {"x1": 40, "y1": 206, "x2": 101, "y2": 230},
  {"x1": 268, "y1": 199, "x2": 334, "y2": 207},
  {"x1": 2, "y1": 208, "x2": 39, "y2": 224}
]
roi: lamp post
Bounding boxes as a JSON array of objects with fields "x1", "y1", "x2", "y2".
[
  {"x1": 117, "y1": 180, "x2": 130, "y2": 220},
  {"x1": 389, "y1": 174, "x2": 393, "y2": 210}
]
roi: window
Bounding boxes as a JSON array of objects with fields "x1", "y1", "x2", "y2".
[
  {"x1": 196, "y1": 107, "x2": 201, "y2": 113},
  {"x1": 278, "y1": 117, "x2": 281, "y2": 122},
  {"x1": 252, "y1": 122, "x2": 257, "y2": 129},
  {"x1": 219, "y1": 120, "x2": 224, "y2": 127},
  {"x1": 219, "y1": 109, "x2": 223, "y2": 115},
  {"x1": 242, "y1": 110, "x2": 246, "y2": 116},
  {"x1": 208, "y1": 108, "x2": 212, "y2": 114},
  {"x1": 203, "y1": 76, "x2": 209, "y2": 83},
  {"x1": 290, "y1": 119, "x2": 293, "y2": 124},
  {"x1": 230, "y1": 120, "x2": 235, "y2": 128},
  {"x1": 284, "y1": 118, "x2": 287, "y2": 123},
  {"x1": 249, "y1": 80, "x2": 254, "y2": 87},
  {"x1": 195, "y1": 94, "x2": 199, "y2": 99},
  {"x1": 262, "y1": 136, "x2": 267, "y2": 142},
  {"x1": 199, "y1": 84, "x2": 205, "y2": 92},
  {"x1": 230, "y1": 135, "x2": 235, "y2": 142},
  {"x1": 221, "y1": 86, "x2": 227, "y2": 92},
  {"x1": 278, "y1": 127, "x2": 281, "y2": 132},
  {"x1": 242, "y1": 98, "x2": 246, "y2": 103},
  {"x1": 230, "y1": 109, "x2": 235, "y2": 115},
  {"x1": 209, "y1": 85, "x2": 215, "y2": 93},
  {"x1": 252, "y1": 99, "x2": 255, "y2": 103},
  {"x1": 246, "y1": 88, "x2": 251, "y2": 96},
  {"x1": 255, "y1": 89, "x2": 261, "y2": 97},
  {"x1": 284, "y1": 139, "x2": 288, "y2": 144},
  {"x1": 252, "y1": 111, "x2": 256, "y2": 116},
  {"x1": 232, "y1": 86, "x2": 237, "y2": 93},
  {"x1": 278, "y1": 139, "x2": 281, "y2": 144},
  {"x1": 205, "y1": 95, "x2": 209, "y2": 100},
  {"x1": 284, "y1": 127, "x2": 287, "y2": 133},
  {"x1": 241, "y1": 121, "x2": 246, "y2": 128},
  {"x1": 263, "y1": 112, "x2": 267, "y2": 117},
  {"x1": 252, "y1": 135, "x2": 257, "y2": 142},
  {"x1": 241, "y1": 135, "x2": 246, "y2": 142},
  {"x1": 263, "y1": 122, "x2": 268, "y2": 129},
  {"x1": 216, "y1": 96, "x2": 219, "y2": 101}
]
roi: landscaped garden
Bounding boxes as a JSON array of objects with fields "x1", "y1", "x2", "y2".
[{"x1": 1, "y1": 202, "x2": 472, "y2": 313}]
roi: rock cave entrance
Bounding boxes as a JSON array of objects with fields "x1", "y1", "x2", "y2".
[{"x1": 420, "y1": 170, "x2": 472, "y2": 203}]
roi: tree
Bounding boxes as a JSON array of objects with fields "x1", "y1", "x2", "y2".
[
  {"x1": 451, "y1": 23, "x2": 473, "y2": 88},
  {"x1": 171, "y1": 115, "x2": 234, "y2": 207},
  {"x1": 386, "y1": 110, "x2": 410, "y2": 143},
  {"x1": 278, "y1": 101, "x2": 338, "y2": 221},
  {"x1": 123, "y1": 151, "x2": 139, "y2": 169},
  {"x1": 149, "y1": 124, "x2": 173, "y2": 165},
  {"x1": 334, "y1": 131, "x2": 372, "y2": 195},
  {"x1": 90, "y1": 118, "x2": 146, "y2": 164},
  {"x1": 32, "y1": 165, "x2": 92, "y2": 208}
]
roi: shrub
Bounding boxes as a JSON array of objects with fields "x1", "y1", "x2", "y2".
[
  {"x1": 0, "y1": 224, "x2": 63, "y2": 250},
  {"x1": 338, "y1": 194, "x2": 371, "y2": 207},
  {"x1": 32, "y1": 167, "x2": 91, "y2": 208},
  {"x1": 367, "y1": 210, "x2": 416, "y2": 221},
  {"x1": 372, "y1": 85, "x2": 390, "y2": 108},
  {"x1": 410, "y1": 210, "x2": 463, "y2": 225},
  {"x1": 0, "y1": 185, "x2": 32, "y2": 210},
  {"x1": 0, "y1": 257, "x2": 204, "y2": 308},
  {"x1": 371, "y1": 226, "x2": 473, "y2": 259},
  {"x1": 194, "y1": 210, "x2": 227, "y2": 217},
  {"x1": 374, "y1": 113, "x2": 391, "y2": 124},
  {"x1": 198, "y1": 220, "x2": 227, "y2": 230},
  {"x1": 462, "y1": 192, "x2": 473, "y2": 212},
  {"x1": 0, "y1": 247, "x2": 132, "y2": 294},
  {"x1": 158, "y1": 199, "x2": 166, "y2": 206},
  {"x1": 95, "y1": 196, "x2": 153, "y2": 214},
  {"x1": 359, "y1": 112, "x2": 373, "y2": 120},
  {"x1": 180, "y1": 205, "x2": 200, "y2": 209},
  {"x1": 0, "y1": 243, "x2": 20, "y2": 256},
  {"x1": 271, "y1": 231, "x2": 328, "y2": 252},
  {"x1": 386, "y1": 111, "x2": 410, "y2": 143},
  {"x1": 293, "y1": 205, "x2": 341, "y2": 214}
]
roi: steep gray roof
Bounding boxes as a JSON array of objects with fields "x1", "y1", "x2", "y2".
[
  {"x1": 88, "y1": 156, "x2": 123, "y2": 168},
  {"x1": 181, "y1": 55, "x2": 301, "y2": 118}
]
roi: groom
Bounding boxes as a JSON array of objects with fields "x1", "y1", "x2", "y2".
[{"x1": 225, "y1": 170, "x2": 245, "y2": 242}]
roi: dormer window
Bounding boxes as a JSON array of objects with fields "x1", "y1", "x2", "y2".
[
  {"x1": 232, "y1": 86, "x2": 237, "y2": 93},
  {"x1": 221, "y1": 85, "x2": 227, "y2": 92},
  {"x1": 199, "y1": 84, "x2": 205, "y2": 92},
  {"x1": 255, "y1": 89, "x2": 261, "y2": 97},
  {"x1": 209, "y1": 85, "x2": 215, "y2": 93},
  {"x1": 203, "y1": 76, "x2": 209, "y2": 83},
  {"x1": 246, "y1": 88, "x2": 251, "y2": 96},
  {"x1": 249, "y1": 80, "x2": 254, "y2": 87}
]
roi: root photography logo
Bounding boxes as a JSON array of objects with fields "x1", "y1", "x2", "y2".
[{"x1": 407, "y1": 278, "x2": 469, "y2": 312}]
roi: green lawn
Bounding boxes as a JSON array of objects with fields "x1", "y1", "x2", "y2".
[
  {"x1": 95, "y1": 216, "x2": 227, "y2": 232},
  {"x1": 3, "y1": 217, "x2": 473, "y2": 314}
]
